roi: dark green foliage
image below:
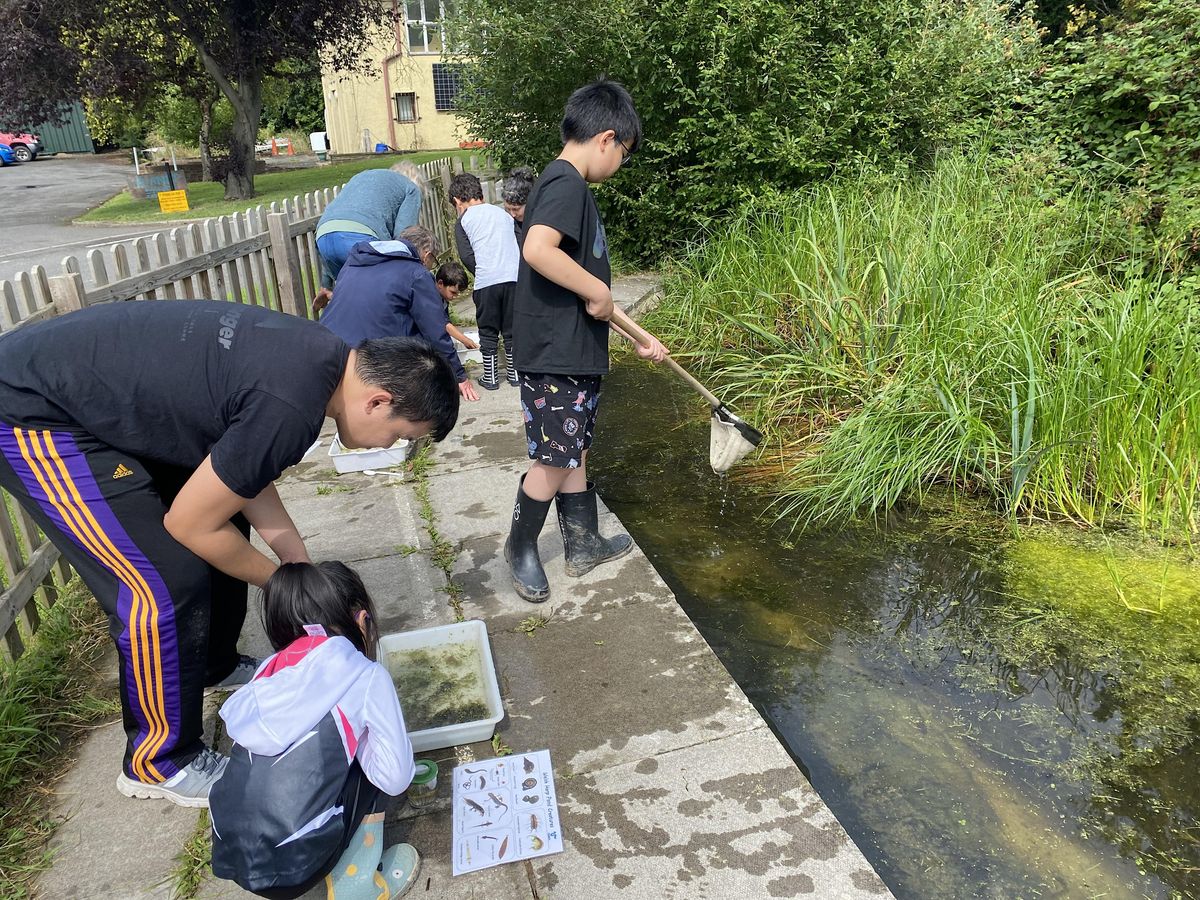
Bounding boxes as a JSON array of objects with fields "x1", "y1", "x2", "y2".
[
  {"x1": 449, "y1": 0, "x2": 1041, "y2": 263},
  {"x1": 1028, "y1": 0, "x2": 1119, "y2": 39},
  {"x1": 154, "y1": 86, "x2": 233, "y2": 147},
  {"x1": 1024, "y1": 0, "x2": 1200, "y2": 270},
  {"x1": 261, "y1": 57, "x2": 326, "y2": 134}
]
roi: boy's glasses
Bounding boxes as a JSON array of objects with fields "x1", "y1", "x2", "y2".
[{"x1": 618, "y1": 142, "x2": 633, "y2": 167}]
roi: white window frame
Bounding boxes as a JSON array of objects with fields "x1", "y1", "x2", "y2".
[{"x1": 405, "y1": 0, "x2": 451, "y2": 55}]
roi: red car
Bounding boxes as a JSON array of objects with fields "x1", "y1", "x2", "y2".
[{"x1": 0, "y1": 132, "x2": 42, "y2": 162}]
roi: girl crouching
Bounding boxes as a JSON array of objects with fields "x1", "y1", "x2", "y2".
[{"x1": 210, "y1": 562, "x2": 420, "y2": 898}]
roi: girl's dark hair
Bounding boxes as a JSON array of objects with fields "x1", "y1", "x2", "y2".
[{"x1": 261, "y1": 562, "x2": 380, "y2": 658}]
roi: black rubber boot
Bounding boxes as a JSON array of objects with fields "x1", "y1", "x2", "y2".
[
  {"x1": 478, "y1": 350, "x2": 501, "y2": 391},
  {"x1": 505, "y1": 348, "x2": 519, "y2": 386},
  {"x1": 504, "y1": 476, "x2": 551, "y2": 603},
  {"x1": 556, "y1": 483, "x2": 634, "y2": 577}
]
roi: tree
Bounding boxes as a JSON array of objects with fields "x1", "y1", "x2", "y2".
[{"x1": 0, "y1": 0, "x2": 393, "y2": 199}]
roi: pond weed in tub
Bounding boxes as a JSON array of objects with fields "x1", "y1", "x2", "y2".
[{"x1": 387, "y1": 642, "x2": 491, "y2": 732}]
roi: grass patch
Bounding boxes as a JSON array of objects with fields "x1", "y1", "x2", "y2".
[
  {"x1": 403, "y1": 445, "x2": 466, "y2": 622},
  {"x1": 651, "y1": 148, "x2": 1199, "y2": 538},
  {"x1": 78, "y1": 149, "x2": 479, "y2": 225},
  {"x1": 490, "y1": 733, "x2": 513, "y2": 757},
  {"x1": 514, "y1": 611, "x2": 554, "y2": 637},
  {"x1": 169, "y1": 811, "x2": 212, "y2": 900},
  {"x1": 0, "y1": 580, "x2": 119, "y2": 898}
]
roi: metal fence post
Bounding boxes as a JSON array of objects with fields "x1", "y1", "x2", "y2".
[{"x1": 267, "y1": 212, "x2": 308, "y2": 318}]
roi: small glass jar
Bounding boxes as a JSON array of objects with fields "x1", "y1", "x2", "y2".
[{"x1": 407, "y1": 759, "x2": 439, "y2": 808}]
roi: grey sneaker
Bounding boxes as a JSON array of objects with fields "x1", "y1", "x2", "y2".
[
  {"x1": 116, "y1": 747, "x2": 228, "y2": 808},
  {"x1": 204, "y1": 654, "x2": 261, "y2": 694}
]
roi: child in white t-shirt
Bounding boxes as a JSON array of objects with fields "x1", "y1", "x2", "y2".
[{"x1": 450, "y1": 172, "x2": 520, "y2": 390}]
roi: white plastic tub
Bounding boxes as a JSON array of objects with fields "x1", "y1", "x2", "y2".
[
  {"x1": 379, "y1": 620, "x2": 504, "y2": 752},
  {"x1": 454, "y1": 328, "x2": 483, "y2": 365},
  {"x1": 328, "y1": 432, "x2": 410, "y2": 474}
]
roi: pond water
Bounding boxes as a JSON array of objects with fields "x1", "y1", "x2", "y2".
[{"x1": 592, "y1": 362, "x2": 1200, "y2": 900}]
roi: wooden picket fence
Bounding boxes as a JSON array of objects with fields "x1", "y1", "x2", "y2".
[{"x1": 0, "y1": 153, "x2": 497, "y2": 661}]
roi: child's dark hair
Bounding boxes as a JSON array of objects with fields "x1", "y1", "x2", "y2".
[
  {"x1": 448, "y1": 172, "x2": 484, "y2": 203},
  {"x1": 501, "y1": 167, "x2": 535, "y2": 206},
  {"x1": 261, "y1": 562, "x2": 380, "y2": 658},
  {"x1": 355, "y1": 336, "x2": 459, "y2": 441},
  {"x1": 436, "y1": 261, "x2": 468, "y2": 292},
  {"x1": 561, "y1": 78, "x2": 641, "y2": 154}
]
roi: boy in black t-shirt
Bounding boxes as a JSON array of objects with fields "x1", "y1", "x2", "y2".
[{"x1": 507, "y1": 79, "x2": 668, "y2": 603}]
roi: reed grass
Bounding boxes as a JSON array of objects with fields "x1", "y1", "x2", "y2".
[
  {"x1": 0, "y1": 581, "x2": 116, "y2": 898},
  {"x1": 651, "y1": 151, "x2": 1200, "y2": 537}
]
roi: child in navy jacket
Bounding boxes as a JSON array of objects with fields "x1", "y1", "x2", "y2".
[{"x1": 210, "y1": 562, "x2": 420, "y2": 899}]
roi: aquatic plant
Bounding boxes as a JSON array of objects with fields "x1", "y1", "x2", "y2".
[{"x1": 652, "y1": 150, "x2": 1200, "y2": 538}]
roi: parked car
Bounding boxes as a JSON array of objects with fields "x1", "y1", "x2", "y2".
[
  {"x1": 0, "y1": 132, "x2": 41, "y2": 162},
  {"x1": 0, "y1": 143, "x2": 15, "y2": 166}
]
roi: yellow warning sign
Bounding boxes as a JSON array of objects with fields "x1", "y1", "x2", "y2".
[{"x1": 158, "y1": 189, "x2": 190, "y2": 213}]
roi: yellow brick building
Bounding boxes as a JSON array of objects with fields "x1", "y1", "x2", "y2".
[{"x1": 320, "y1": 1, "x2": 469, "y2": 154}]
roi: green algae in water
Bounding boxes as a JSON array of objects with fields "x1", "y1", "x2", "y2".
[
  {"x1": 1001, "y1": 528, "x2": 1200, "y2": 774},
  {"x1": 387, "y1": 642, "x2": 490, "y2": 731}
]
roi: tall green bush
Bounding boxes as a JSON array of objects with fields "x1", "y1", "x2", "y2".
[
  {"x1": 1025, "y1": 0, "x2": 1200, "y2": 269},
  {"x1": 153, "y1": 85, "x2": 233, "y2": 148},
  {"x1": 449, "y1": 0, "x2": 1041, "y2": 263},
  {"x1": 261, "y1": 58, "x2": 326, "y2": 134}
]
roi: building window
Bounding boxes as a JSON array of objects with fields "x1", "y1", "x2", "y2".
[
  {"x1": 432, "y1": 63, "x2": 463, "y2": 112},
  {"x1": 394, "y1": 92, "x2": 418, "y2": 123},
  {"x1": 405, "y1": 0, "x2": 451, "y2": 55}
]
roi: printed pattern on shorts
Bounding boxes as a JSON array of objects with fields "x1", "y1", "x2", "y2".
[{"x1": 519, "y1": 372, "x2": 602, "y2": 468}]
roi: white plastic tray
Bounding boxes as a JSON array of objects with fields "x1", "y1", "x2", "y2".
[
  {"x1": 454, "y1": 328, "x2": 483, "y2": 365},
  {"x1": 379, "y1": 620, "x2": 504, "y2": 752},
  {"x1": 328, "y1": 432, "x2": 410, "y2": 474}
]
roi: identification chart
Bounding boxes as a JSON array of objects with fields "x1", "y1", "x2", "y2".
[{"x1": 451, "y1": 749, "x2": 563, "y2": 875}]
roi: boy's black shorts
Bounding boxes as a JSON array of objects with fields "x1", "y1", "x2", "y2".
[{"x1": 519, "y1": 372, "x2": 602, "y2": 469}]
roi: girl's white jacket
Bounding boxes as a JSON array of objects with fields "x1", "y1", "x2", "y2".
[{"x1": 218, "y1": 632, "x2": 415, "y2": 795}]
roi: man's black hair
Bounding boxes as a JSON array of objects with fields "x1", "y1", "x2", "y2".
[
  {"x1": 261, "y1": 561, "x2": 380, "y2": 658},
  {"x1": 448, "y1": 172, "x2": 484, "y2": 202},
  {"x1": 561, "y1": 78, "x2": 642, "y2": 154},
  {"x1": 436, "y1": 261, "x2": 468, "y2": 291},
  {"x1": 355, "y1": 336, "x2": 459, "y2": 441}
]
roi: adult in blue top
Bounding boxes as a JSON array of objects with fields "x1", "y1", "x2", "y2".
[
  {"x1": 314, "y1": 161, "x2": 425, "y2": 305},
  {"x1": 321, "y1": 225, "x2": 480, "y2": 403}
]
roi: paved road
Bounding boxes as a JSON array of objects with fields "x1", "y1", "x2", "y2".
[{"x1": 0, "y1": 154, "x2": 167, "y2": 285}]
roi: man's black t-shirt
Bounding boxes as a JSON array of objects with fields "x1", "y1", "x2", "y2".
[
  {"x1": 0, "y1": 301, "x2": 350, "y2": 498},
  {"x1": 512, "y1": 159, "x2": 611, "y2": 376}
]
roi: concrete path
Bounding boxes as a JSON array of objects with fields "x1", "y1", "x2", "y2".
[{"x1": 33, "y1": 277, "x2": 892, "y2": 899}]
